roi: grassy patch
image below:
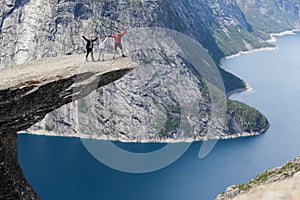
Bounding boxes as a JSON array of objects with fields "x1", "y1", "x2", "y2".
[
  {"x1": 227, "y1": 100, "x2": 269, "y2": 133},
  {"x1": 233, "y1": 158, "x2": 300, "y2": 193},
  {"x1": 45, "y1": 124, "x2": 54, "y2": 131},
  {"x1": 159, "y1": 104, "x2": 181, "y2": 138}
]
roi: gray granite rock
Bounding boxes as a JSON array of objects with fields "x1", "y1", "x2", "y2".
[{"x1": 0, "y1": 54, "x2": 137, "y2": 199}]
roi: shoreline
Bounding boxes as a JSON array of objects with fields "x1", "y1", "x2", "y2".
[
  {"x1": 223, "y1": 29, "x2": 297, "y2": 97},
  {"x1": 222, "y1": 29, "x2": 296, "y2": 60},
  {"x1": 223, "y1": 46, "x2": 278, "y2": 60},
  {"x1": 266, "y1": 30, "x2": 296, "y2": 43},
  {"x1": 19, "y1": 126, "x2": 268, "y2": 143},
  {"x1": 226, "y1": 82, "x2": 253, "y2": 97}
]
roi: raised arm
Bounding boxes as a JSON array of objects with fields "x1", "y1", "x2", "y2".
[
  {"x1": 103, "y1": 37, "x2": 108, "y2": 43},
  {"x1": 121, "y1": 28, "x2": 127, "y2": 36},
  {"x1": 82, "y1": 35, "x2": 88, "y2": 41},
  {"x1": 92, "y1": 37, "x2": 98, "y2": 42}
]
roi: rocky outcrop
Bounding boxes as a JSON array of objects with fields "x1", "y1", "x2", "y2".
[
  {"x1": 0, "y1": 132, "x2": 39, "y2": 200},
  {"x1": 0, "y1": 132, "x2": 38, "y2": 200},
  {"x1": 0, "y1": 54, "x2": 136, "y2": 134},
  {"x1": 0, "y1": 54, "x2": 137, "y2": 199},
  {"x1": 231, "y1": 172, "x2": 300, "y2": 200},
  {"x1": 216, "y1": 156, "x2": 300, "y2": 200}
]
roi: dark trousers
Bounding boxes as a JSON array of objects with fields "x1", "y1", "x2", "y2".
[{"x1": 86, "y1": 48, "x2": 95, "y2": 61}]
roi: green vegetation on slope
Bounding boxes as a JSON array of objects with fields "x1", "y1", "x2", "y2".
[
  {"x1": 219, "y1": 67, "x2": 246, "y2": 94},
  {"x1": 210, "y1": 23, "x2": 275, "y2": 93},
  {"x1": 212, "y1": 24, "x2": 274, "y2": 56},
  {"x1": 159, "y1": 104, "x2": 181, "y2": 138},
  {"x1": 199, "y1": 77, "x2": 269, "y2": 135},
  {"x1": 232, "y1": 157, "x2": 300, "y2": 192},
  {"x1": 227, "y1": 100, "x2": 269, "y2": 133}
]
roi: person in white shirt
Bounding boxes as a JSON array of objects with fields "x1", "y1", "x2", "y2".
[{"x1": 98, "y1": 37, "x2": 108, "y2": 61}]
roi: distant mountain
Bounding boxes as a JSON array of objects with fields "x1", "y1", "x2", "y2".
[{"x1": 236, "y1": 0, "x2": 300, "y2": 33}]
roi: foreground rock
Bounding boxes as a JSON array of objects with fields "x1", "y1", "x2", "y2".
[
  {"x1": 0, "y1": 54, "x2": 137, "y2": 134},
  {"x1": 216, "y1": 155, "x2": 300, "y2": 200},
  {"x1": 0, "y1": 54, "x2": 137, "y2": 199}
]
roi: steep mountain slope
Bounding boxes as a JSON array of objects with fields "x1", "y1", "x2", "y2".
[
  {"x1": 1, "y1": 0, "x2": 226, "y2": 65},
  {"x1": 236, "y1": 0, "x2": 300, "y2": 33},
  {"x1": 1, "y1": 0, "x2": 270, "y2": 141}
]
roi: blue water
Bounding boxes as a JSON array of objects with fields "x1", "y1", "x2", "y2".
[{"x1": 18, "y1": 34, "x2": 300, "y2": 200}]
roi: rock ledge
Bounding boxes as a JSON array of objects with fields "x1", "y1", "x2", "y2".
[{"x1": 0, "y1": 54, "x2": 137, "y2": 199}]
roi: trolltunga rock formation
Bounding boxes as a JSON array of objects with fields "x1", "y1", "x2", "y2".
[{"x1": 0, "y1": 54, "x2": 137, "y2": 199}]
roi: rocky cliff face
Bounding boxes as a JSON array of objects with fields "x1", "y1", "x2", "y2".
[
  {"x1": 0, "y1": 54, "x2": 136, "y2": 134},
  {"x1": 0, "y1": 0, "x2": 277, "y2": 63},
  {"x1": 28, "y1": 31, "x2": 269, "y2": 142},
  {"x1": 0, "y1": 54, "x2": 136, "y2": 199},
  {"x1": 0, "y1": 132, "x2": 39, "y2": 199},
  {"x1": 0, "y1": 0, "x2": 271, "y2": 142}
]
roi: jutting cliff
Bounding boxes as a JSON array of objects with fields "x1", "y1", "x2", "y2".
[{"x1": 0, "y1": 54, "x2": 137, "y2": 199}]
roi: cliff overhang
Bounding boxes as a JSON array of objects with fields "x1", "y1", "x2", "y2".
[{"x1": 0, "y1": 54, "x2": 138, "y2": 199}]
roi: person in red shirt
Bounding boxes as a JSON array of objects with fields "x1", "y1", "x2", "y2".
[{"x1": 108, "y1": 28, "x2": 127, "y2": 59}]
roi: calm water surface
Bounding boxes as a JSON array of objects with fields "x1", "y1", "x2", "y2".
[{"x1": 18, "y1": 34, "x2": 300, "y2": 200}]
